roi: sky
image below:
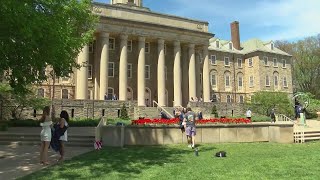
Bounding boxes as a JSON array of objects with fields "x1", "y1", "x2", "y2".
[{"x1": 94, "y1": 0, "x2": 320, "y2": 42}]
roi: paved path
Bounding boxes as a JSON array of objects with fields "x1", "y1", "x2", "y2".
[{"x1": 0, "y1": 144, "x2": 92, "y2": 180}]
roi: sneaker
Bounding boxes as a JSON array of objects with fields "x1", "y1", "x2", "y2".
[
  {"x1": 188, "y1": 145, "x2": 192, "y2": 148},
  {"x1": 192, "y1": 144, "x2": 195, "y2": 149}
]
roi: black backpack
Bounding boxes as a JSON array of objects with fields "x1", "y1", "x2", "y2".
[{"x1": 215, "y1": 151, "x2": 227, "y2": 157}]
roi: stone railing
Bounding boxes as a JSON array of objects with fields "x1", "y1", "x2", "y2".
[{"x1": 101, "y1": 123, "x2": 294, "y2": 147}]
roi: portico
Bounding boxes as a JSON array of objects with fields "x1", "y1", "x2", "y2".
[{"x1": 75, "y1": 1, "x2": 213, "y2": 107}]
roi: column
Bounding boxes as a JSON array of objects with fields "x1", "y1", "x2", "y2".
[
  {"x1": 188, "y1": 44, "x2": 196, "y2": 101},
  {"x1": 99, "y1": 32, "x2": 109, "y2": 100},
  {"x1": 76, "y1": 45, "x2": 89, "y2": 99},
  {"x1": 173, "y1": 41, "x2": 182, "y2": 107},
  {"x1": 137, "y1": 37, "x2": 146, "y2": 106},
  {"x1": 119, "y1": 34, "x2": 128, "y2": 101},
  {"x1": 157, "y1": 39, "x2": 166, "y2": 106},
  {"x1": 203, "y1": 46, "x2": 210, "y2": 102}
]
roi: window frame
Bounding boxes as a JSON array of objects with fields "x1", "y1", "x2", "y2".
[
  {"x1": 210, "y1": 55, "x2": 217, "y2": 65},
  {"x1": 282, "y1": 59, "x2": 286, "y2": 68},
  {"x1": 283, "y1": 76, "x2": 288, "y2": 87},
  {"x1": 239, "y1": 95, "x2": 244, "y2": 103},
  {"x1": 224, "y1": 56, "x2": 230, "y2": 66},
  {"x1": 249, "y1": 76, "x2": 254, "y2": 87},
  {"x1": 145, "y1": 42, "x2": 150, "y2": 53},
  {"x1": 237, "y1": 58, "x2": 242, "y2": 68},
  {"x1": 108, "y1": 62, "x2": 114, "y2": 77},
  {"x1": 109, "y1": 38, "x2": 115, "y2": 50},
  {"x1": 210, "y1": 74, "x2": 217, "y2": 88},
  {"x1": 265, "y1": 75, "x2": 270, "y2": 87},
  {"x1": 227, "y1": 95, "x2": 231, "y2": 103},
  {"x1": 225, "y1": 74, "x2": 230, "y2": 88},
  {"x1": 127, "y1": 40, "x2": 132, "y2": 52},
  {"x1": 37, "y1": 88, "x2": 45, "y2": 98},
  {"x1": 238, "y1": 76, "x2": 243, "y2": 90},
  {"x1": 61, "y1": 89, "x2": 69, "y2": 99},
  {"x1": 127, "y1": 63, "x2": 132, "y2": 78},
  {"x1": 145, "y1": 65, "x2": 150, "y2": 79},
  {"x1": 263, "y1": 56, "x2": 269, "y2": 66},
  {"x1": 88, "y1": 64, "x2": 93, "y2": 79},
  {"x1": 273, "y1": 58, "x2": 278, "y2": 67}
]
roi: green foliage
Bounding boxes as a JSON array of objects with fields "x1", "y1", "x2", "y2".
[
  {"x1": 8, "y1": 119, "x2": 40, "y2": 127},
  {"x1": 247, "y1": 91, "x2": 294, "y2": 116},
  {"x1": 211, "y1": 105, "x2": 219, "y2": 117},
  {"x1": 120, "y1": 103, "x2": 129, "y2": 119},
  {"x1": 0, "y1": 0, "x2": 97, "y2": 94},
  {"x1": 0, "y1": 122, "x2": 8, "y2": 131},
  {"x1": 69, "y1": 118, "x2": 100, "y2": 127}
]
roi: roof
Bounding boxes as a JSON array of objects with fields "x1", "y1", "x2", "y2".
[
  {"x1": 208, "y1": 38, "x2": 292, "y2": 56},
  {"x1": 241, "y1": 38, "x2": 291, "y2": 56}
]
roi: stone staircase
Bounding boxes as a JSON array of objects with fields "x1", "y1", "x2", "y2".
[
  {"x1": 0, "y1": 127, "x2": 95, "y2": 147},
  {"x1": 294, "y1": 120, "x2": 320, "y2": 143},
  {"x1": 135, "y1": 107, "x2": 175, "y2": 119}
]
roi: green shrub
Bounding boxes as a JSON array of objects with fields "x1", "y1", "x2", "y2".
[
  {"x1": 120, "y1": 103, "x2": 129, "y2": 119},
  {"x1": 8, "y1": 119, "x2": 40, "y2": 127},
  {"x1": 211, "y1": 105, "x2": 219, "y2": 118},
  {"x1": 0, "y1": 122, "x2": 9, "y2": 131}
]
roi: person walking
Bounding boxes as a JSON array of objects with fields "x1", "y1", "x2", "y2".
[
  {"x1": 39, "y1": 106, "x2": 52, "y2": 165},
  {"x1": 57, "y1": 110, "x2": 69, "y2": 162},
  {"x1": 270, "y1": 108, "x2": 276, "y2": 123},
  {"x1": 183, "y1": 107, "x2": 198, "y2": 148}
]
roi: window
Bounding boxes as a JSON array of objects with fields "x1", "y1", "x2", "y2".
[
  {"x1": 216, "y1": 41, "x2": 220, "y2": 48},
  {"x1": 145, "y1": 42, "x2": 150, "y2": 53},
  {"x1": 164, "y1": 43, "x2": 167, "y2": 55},
  {"x1": 248, "y1": 58, "x2": 253, "y2": 67},
  {"x1": 273, "y1": 58, "x2": 278, "y2": 67},
  {"x1": 249, "y1": 76, "x2": 254, "y2": 87},
  {"x1": 229, "y1": 43, "x2": 232, "y2": 50},
  {"x1": 89, "y1": 41, "x2": 94, "y2": 53},
  {"x1": 263, "y1": 56, "x2": 268, "y2": 66},
  {"x1": 127, "y1": 40, "x2": 132, "y2": 52},
  {"x1": 108, "y1": 62, "x2": 114, "y2": 77},
  {"x1": 107, "y1": 88, "x2": 114, "y2": 100},
  {"x1": 127, "y1": 63, "x2": 132, "y2": 78},
  {"x1": 61, "y1": 89, "x2": 68, "y2": 99},
  {"x1": 271, "y1": 43, "x2": 274, "y2": 50},
  {"x1": 88, "y1": 90, "x2": 92, "y2": 100},
  {"x1": 225, "y1": 74, "x2": 230, "y2": 87},
  {"x1": 239, "y1": 95, "x2": 244, "y2": 103},
  {"x1": 211, "y1": 94, "x2": 217, "y2": 102},
  {"x1": 210, "y1": 74, "x2": 216, "y2": 88},
  {"x1": 282, "y1": 59, "x2": 286, "y2": 68},
  {"x1": 88, "y1": 64, "x2": 92, "y2": 79},
  {"x1": 200, "y1": 73, "x2": 202, "y2": 85},
  {"x1": 109, "y1": 38, "x2": 115, "y2": 50},
  {"x1": 227, "y1": 95, "x2": 231, "y2": 103},
  {"x1": 274, "y1": 75, "x2": 279, "y2": 89},
  {"x1": 224, "y1": 57, "x2": 230, "y2": 66},
  {"x1": 165, "y1": 66, "x2": 167, "y2": 80},
  {"x1": 265, "y1": 75, "x2": 270, "y2": 86},
  {"x1": 37, "y1": 88, "x2": 45, "y2": 98},
  {"x1": 238, "y1": 76, "x2": 243, "y2": 90},
  {"x1": 145, "y1": 65, "x2": 150, "y2": 79},
  {"x1": 237, "y1": 58, "x2": 242, "y2": 68},
  {"x1": 283, "y1": 76, "x2": 288, "y2": 87},
  {"x1": 210, "y1": 55, "x2": 216, "y2": 65},
  {"x1": 199, "y1": 53, "x2": 203, "y2": 63}
]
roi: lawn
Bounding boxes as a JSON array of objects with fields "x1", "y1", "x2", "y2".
[{"x1": 20, "y1": 142, "x2": 320, "y2": 180}]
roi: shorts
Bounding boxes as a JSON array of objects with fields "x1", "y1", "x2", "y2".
[{"x1": 186, "y1": 126, "x2": 196, "y2": 136}]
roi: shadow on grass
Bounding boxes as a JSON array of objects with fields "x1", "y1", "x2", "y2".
[{"x1": 19, "y1": 145, "x2": 217, "y2": 180}]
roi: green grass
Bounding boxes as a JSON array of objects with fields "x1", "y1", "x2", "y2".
[{"x1": 20, "y1": 142, "x2": 320, "y2": 180}]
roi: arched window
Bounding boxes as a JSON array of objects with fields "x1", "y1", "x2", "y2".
[
  {"x1": 37, "y1": 88, "x2": 45, "y2": 98},
  {"x1": 210, "y1": 70, "x2": 218, "y2": 89},
  {"x1": 224, "y1": 71, "x2": 231, "y2": 89},
  {"x1": 273, "y1": 71, "x2": 279, "y2": 90},
  {"x1": 61, "y1": 89, "x2": 68, "y2": 99},
  {"x1": 227, "y1": 95, "x2": 231, "y2": 103},
  {"x1": 237, "y1": 73, "x2": 243, "y2": 91}
]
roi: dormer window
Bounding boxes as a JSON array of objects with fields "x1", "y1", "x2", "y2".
[
  {"x1": 229, "y1": 43, "x2": 232, "y2": 50},
  {"x1": 216, "y1": 41, "x2": 220, "y2": 48},
  {"x1": 271, "y1": 43, "x2": 274, "y2": 50}
]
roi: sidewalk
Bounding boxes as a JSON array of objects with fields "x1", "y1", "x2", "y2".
[{"x1": 0, "y1": 144, "x2": 92, "y2": 180}]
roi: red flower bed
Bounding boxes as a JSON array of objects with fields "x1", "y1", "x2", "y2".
[{"x1": 131, "y1": 118, "x2": 251, "y2": 125}]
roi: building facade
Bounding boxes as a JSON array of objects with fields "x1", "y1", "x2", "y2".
[{"x1": 36, "y1": 1, "x2": 293, "y2": 107}]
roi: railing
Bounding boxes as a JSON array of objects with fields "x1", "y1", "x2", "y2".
[
  {"x1": 95, "y1": 117, "x2": 106, "y2": 141},
  {"x1": 152, "y1": 100, "x2": 174, "y2": 118},
  {"x1": 276, "y1": 114, "x2": 293, "y2": 122}
]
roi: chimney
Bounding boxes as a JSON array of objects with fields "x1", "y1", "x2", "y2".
[{"x1": 230, "y1": 21, "x2": 241, "y2": 50}]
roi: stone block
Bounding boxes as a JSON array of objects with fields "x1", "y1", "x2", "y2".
[
  {"x1": 101, "y1": 126, "x2": 123, "y2": 147},
  {"x1": 237, "y1": 127, "x2": 253, "y2": 142},
  {"x1": 253, "y1": 126, "x2": 269, "y2": 142},
  {"x1": 201, "y1": 127, "x2": 220, "y2": 143},
  {"x1": 163, "y1": 127, "x2": 183, "y2": 144},
  {"x1": 220, "y1": 127, "x2": 237, "y2": 143}
]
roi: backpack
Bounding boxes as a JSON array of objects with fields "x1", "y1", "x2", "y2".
[{"x1": 215, "y1": 151, "x2": 227, "y2": 157}]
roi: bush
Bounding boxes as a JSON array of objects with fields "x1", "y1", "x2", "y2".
[
  {"x1": 211, "y1": 105, "x2": 219, "y2": 118},
  {"x1": 8, "y1": 119, "x2": 40, "y2": 127},
  {"x1": 0, "y1": 122, "x2": 9, "y2": 131},
  {"x1": 120, "y1": 103, "x2": 129, "y2": 119}
]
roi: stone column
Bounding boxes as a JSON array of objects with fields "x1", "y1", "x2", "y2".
[
  {"x1": 203, "y1": 46, "x2": 210, "y2": 102},
  {"x1": 188, "y1": 44, "x2": 196, "y2": 101},
  {"x1": 99, "y1": 32, "x2": 109, "y2": 100},
  {"x1": 94, "y1": 38, "x2": 100, "y2": 100},
  {"x1": 75, "y1": 45, "x2": 89, "y2": 99},
  {"x1": 137, "y1": 37, "x2": 146, "y2": 106},
  {"x1": 157, "y1": 39, "x2": 166, "y2": 106},
  {"x1": 173, "y1": 41, "x2": 182, "y2": 107},
  {"x1": 119, "y1": 34, "x2": 128, "y2": 101}
]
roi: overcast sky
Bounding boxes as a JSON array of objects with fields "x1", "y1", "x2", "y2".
[{"x1": 95, "y1": 0, "x2": 320, "y2": 42}]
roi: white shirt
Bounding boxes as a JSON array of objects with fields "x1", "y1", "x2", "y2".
[{"x1": 246, "y1": 110, "x2": 252, "y2": 117}]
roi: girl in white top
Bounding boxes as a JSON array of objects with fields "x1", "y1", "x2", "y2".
[
  {"x1": 39, "y1": 106, "x2": 52, "y2": 165},
  {"x1": 58, "y1": 110, "x2": 69, "y2": 161}
]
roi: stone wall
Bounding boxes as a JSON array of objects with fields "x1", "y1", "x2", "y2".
[
  {"x1": 188, "y1": 102, "x2": 246, "y2": 118},
  {"x1": 101, "y1": 123, "x2": 294, "y2": 147}
]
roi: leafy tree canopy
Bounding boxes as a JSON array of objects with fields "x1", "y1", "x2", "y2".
[
  {"x1": 247, "y1": 91, "x2": 294, "y2": 117},
  {"x1": 0, "y1": 0, "x2": 96, "y2": 95}
]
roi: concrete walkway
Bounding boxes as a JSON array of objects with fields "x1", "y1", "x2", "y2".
[{"x1": 0, "y1": 144, "x2": 92, "y2": 180}]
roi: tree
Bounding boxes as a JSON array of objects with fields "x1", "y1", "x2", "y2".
[
  {"x1": 120, "y1": 103, "x2": 129, "y2": 119},
  {"x1": 248, "y1": 91, "x2": 294, "y2": 117},
  {"x1": 276, "y1": 34, "x2": 320, "y2": 98},
  {"x1": 0, "y1": 0, "x2": 96, "y2": 94}
]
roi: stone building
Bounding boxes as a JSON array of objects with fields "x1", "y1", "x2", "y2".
[{"x1": 36, "y1": 1, "x2": 292, "y2": 108}]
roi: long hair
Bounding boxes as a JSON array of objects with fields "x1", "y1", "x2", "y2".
[
  {"x1": 40, "y1": 106, "x2": 50, "y2": 122},
  {"x1": 60, "y1": 110, "x2": 70, "y2": 123}
]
